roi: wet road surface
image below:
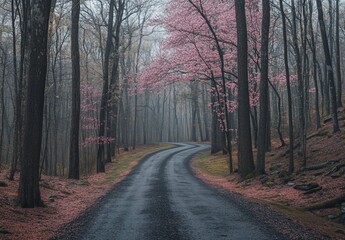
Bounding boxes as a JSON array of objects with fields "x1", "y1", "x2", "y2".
[{"x1": 58, "y1": 143, "x2": 287, "y2": 240}]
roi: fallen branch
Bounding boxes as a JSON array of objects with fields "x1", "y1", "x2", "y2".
[
  {"x1": 323, "y1": 115, "x2": 345, "y2": 124},
  {"x1": 294, "y1": 183, "x2": 319, "y2": 191},
  {"x1": 325, "y1": 164, "x2": 345, "y2": 176},
  {"x1": 303, "y1": 192, "x2": 345, "y2": 211},
  {"x1": 300, "y1": 160, "x2": 340, "y2": 172},
  {"x1": 303, "y1": 186, "x2": 322, "y2": 195}
]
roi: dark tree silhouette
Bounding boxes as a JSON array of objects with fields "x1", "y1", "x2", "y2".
[
  {"x1": 256, "y1": 0, "x2": 270, "y2": 175},
  {"x1": 316, "y1": 0, "x2": 340, "y2": 133},
  {"x1": 19, "y1": 0, "x2": 52, "y2": 207},
  {"x1": 69, "y1": 0, "x2": 81, "y2": 179},
  {"x1": 235, "y1": 0, "x2": 255, "y2": 178}
]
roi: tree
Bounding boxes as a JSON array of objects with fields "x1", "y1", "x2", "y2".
[
  {"x1": 132, "y1": 4, "x2": 151, "y2": 150},
  {"x1": 291, "y1": 0, "x2": 306, "y2": 165},
  {"x1": 256, "y1": 0, "x2": 270, "y2": 175},
  {"x1": 279, "y1": 0, "x2": 294, "y2": 174},
  {"x1": 0, "y1": 45, "x2": 7, "y2": 170},
  {"x1": 235, "y1": 0, "x2": 255, "y2": 178},
  {"x1": 19, "y1": 0, "x2": 52, "y2": 208},
  {"x1": 315, "y1": 0, "x2": 340, "y2": 133},
  {"x1": 107, "y1": 0, "x2": 125, "y2": 162},
  {"x1": 308, "y1": 0, "x2": 321, "y2": 129},
  {"x1": 68, "y1": 0, "x2": 81, "y2": 179},
  {"x1": 97, "y1": 0, "x2": 115, "y2": 173},
  {"x1": 9, "y1": 0, "x2": 21, "y2": 180},
  {"x1": 335, "y1": 0, "x2": 342, "y2": 108}
]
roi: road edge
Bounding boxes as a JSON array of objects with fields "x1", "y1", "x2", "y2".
[{"x1": 187, "y1": 151, "x2": 330, "y2": 240}]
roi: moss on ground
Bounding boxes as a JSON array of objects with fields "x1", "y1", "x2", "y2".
[{"x1": 192, "y1": 152, "x2": 230, "y2": 178}]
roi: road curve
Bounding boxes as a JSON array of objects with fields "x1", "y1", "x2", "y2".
[{"x1": 56, "y1": 143, "x2": 286, "y2": 240}]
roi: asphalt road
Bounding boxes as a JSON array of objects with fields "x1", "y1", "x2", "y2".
[{"x1": 57, "y1": 143, "x2": 288, "y2": 240}]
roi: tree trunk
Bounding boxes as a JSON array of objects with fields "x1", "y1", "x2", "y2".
[
  {"x1": 316, "y1": 0, "x2": 340, "y2": 133},
  {"x1": 143, "y1": 92, "x2": 150, "y2": 144},
  {"x1": 308, "y1": 0, "x2": 321, "y2": 129},
  {"x1": 250, "y1": 107, "x2": 258, "y2": 149},
  {"x1": 108, "y1": 0, "x2": 125, "y2": 159},
  {"x1": 0, "y1": 46, "x2": 6, "y2": 169},
  {"x1": 279, "y1": 0, "x2": 294, "y2": 174},
  {"x1": 256, "y1": 0, "x2": 270, "y2": 175},
  {"x1": 132, "y1": 10, "x2": 147, "y2": 149},
  {"x1": 300, "y1": 0, "x2": 308, "y2": 167},
  {"x1": 19, "y1": 0, "x2": 52, "y2": 208},
  {"x1": 202, "y1": 85, "x2": 210, "y2": 141},
  {"x1": 9, "y1": 0, "x2": 21, "y2": 180},
  {"x1": 173, "y1": 86, "x2": 179, "y2": 142},
  {"x1": 191, "y1": 81, "x2": 197, "y2": 142},
  {"x1": 210, "y1": 80, "x2": 224, "y2": 154},
  {"x1": 97, "y1": 0, "x2": 115, "y2": 172},
  {"x1": 268, "y1": 80, "x2": 285, "y2": 146},
  {"x1": 197, "y1": 101, "x2": 204, "y2": 141},
  {"x1": 335, "y1": 0, "x2": 342, "y2": 107},
  {"x1": 291, "y1": 0, "x2": 306, "y2": 164},
  {"x1": 235, "y1": 0, "x2": 255, "y2": 178},
  {"x1": 68, "y1": 0, "x2": 80, "y2": 179}
]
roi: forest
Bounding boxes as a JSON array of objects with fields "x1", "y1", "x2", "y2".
[{"x1": 0, "y1": 0, "x2": 345, "y2": 239}]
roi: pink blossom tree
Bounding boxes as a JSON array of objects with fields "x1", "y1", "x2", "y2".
[
  {"x1": 137, "y1": 0, "x2": 263, "y2": 174},
  {"x1": 80, "y1": 85, "x2": 114, "y2": 148}
]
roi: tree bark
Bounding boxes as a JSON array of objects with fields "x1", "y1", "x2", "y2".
[
  {"x1": 0, "y1": 46, "x2": 6, "y2": 169},
  {"x1": 68, "y1": 0, "x2": 80, "y2": 179},
  {"x1": 316, "y1": 0, "x2": 340, "y2": 133},
  {"x1": 108, "y1": 0, "x2": 125, "y2": 160},
  {"x1": 210, "y1": 79, "x2": 225, "y2": 154},
  {"x1": 19, "y1": 0, "x2": 52, "y2": 208},
  {"x1": 191, "y1": 81, "x2": 198, "y2": 142},
  {"x1": 291, "y1": 0, "x2": 306, "y2": 165},
  {"x1": 268, "y1": 80, "x2": 285, "y2": 146},
  {"x1": 279, "y1": 0, "x2": 294, "y2": 174},
  {"x1": 235, "y1": 0, "x2": 255, "y2": 178},
  {"x1": 132, "y1": 9, "x2": 147, "y2": 150},
  {"x1": 9, "y1": 0, "x2": 22, "y2": 180},
  {"x1": 97, "y1": 0, "x2": 115, "y2": 172},
  {"x1": 308, "y1": 0, "x2": 321, "y2": 129},
  {"x1": 173, "y1": 86, "x2": 179, "y2": 142},
  {"x1": 256, "y1": 0, "x2": 270, "y2": 175},
  {"x1": 335, "y1": 0, "x2": 342, "y2": 108}
]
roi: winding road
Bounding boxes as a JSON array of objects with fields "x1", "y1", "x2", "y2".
[{"x1": 58, "y1": 143, "x2": 288, "y2": 240}]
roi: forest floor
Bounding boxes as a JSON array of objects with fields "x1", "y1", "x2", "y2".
[
  {"x1": 192, "y1": 109, "x2": 345, "y2": 240},
  {"x1": 0, "y1": 143, "x2": 174, "y2": 240}
]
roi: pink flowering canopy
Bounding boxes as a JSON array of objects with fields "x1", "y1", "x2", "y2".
[
  {"x1": 138, "y1": 0, "x2": 263, "y2": 112},
  {"x1": 80, "y1": 85, "x2": 114, "y2": 147}
]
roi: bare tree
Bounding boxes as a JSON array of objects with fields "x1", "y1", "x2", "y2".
[
  {"x1": 308, "y1": 0, "x2": 321, "y2": 129},
  {"x1": 279, "y1": 0, "x2": 294, "y2": 174},
  {"x1": 256, "y1": 0, "x2": 270, "y2": 175},
  {"x1": 335, "y1": 0, "x2": 342, "y2": 108},
  {"x1": 19, "y1": 0, "x2": 52, "y2": 207},
  {"x1": 0, "y1": 45, "x2": 6, "y2": 169},
  {"x1": 97, "y1": 0, "x2": 115, "y2": 172},
  {"x1": 69, "y1": 0, "x2": 81, "y2": 179},
  {"x1": 9, "y1": 0, "x2": 26, "y2": 180},
  {"x1": 315, "y1": 0, "x2": 340, "y2": 133}
]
